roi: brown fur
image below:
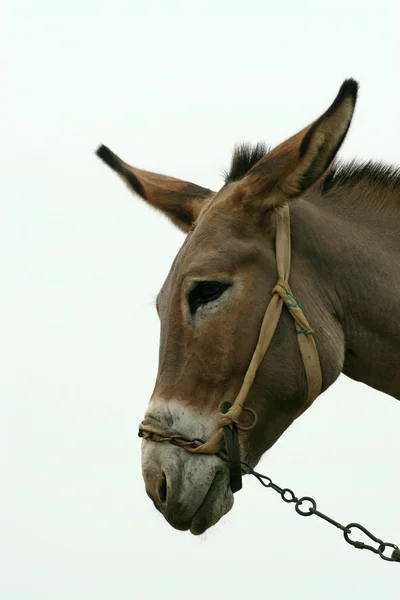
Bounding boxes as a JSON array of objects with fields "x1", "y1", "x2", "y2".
[{"x1": 98, "y1": 78, "x2": 399, "y2": 470}]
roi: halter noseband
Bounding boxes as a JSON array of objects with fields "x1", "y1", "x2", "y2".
[{"x1": 139, "y1": 204, "x2": 322, "y2": 492}]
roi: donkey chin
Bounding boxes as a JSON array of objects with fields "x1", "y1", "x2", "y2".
[{"x1": 141, "y1": 438, "x2": 234, "y2": 535}]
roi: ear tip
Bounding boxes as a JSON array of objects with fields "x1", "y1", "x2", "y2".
[
  {"x1": 95, "y1": 143, "x2": 108, "y2": 158},
  {"x1": 95, "y1": 144, "x2": 123, "y2": 173},
  {"x1": 339, "y1": 78, "x2": 359, "y2": 103},
  {"x1": 323, "y1": 79, "x2": 359, "y2": 121},
  {"x1": 95, "y1": 144, "x2": 122, "y2": 171}
]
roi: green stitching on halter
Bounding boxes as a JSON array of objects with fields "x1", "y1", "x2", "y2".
[
  {"x1": 296, "y1": 328, "x2": 313, "y2": 335},
  {"x1": 278, "y1": 284, "x2": 303, "y2": 310}
]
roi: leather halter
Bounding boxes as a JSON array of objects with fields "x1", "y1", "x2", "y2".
[{"x1": 139, "y1": 204, "x2": 323, "y2": 492}]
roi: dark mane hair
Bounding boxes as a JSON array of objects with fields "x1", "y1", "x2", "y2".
[
  {"x1": 224, "y1": 143, "x2": 268, "y2": 183},
  {"x1": 225, "y1": 143, "x2": 400, "y2": 198},
  {"x1": 322, "y1": 160, "x2": 400, "y2": 193}
]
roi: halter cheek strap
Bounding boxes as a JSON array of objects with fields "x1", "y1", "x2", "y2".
[
  {"x1": 139, "y1": 204, "x2": 323, "y2": 464},
  {"x1": 183, "y1": 203, "x2": 322, "y2": 455}
]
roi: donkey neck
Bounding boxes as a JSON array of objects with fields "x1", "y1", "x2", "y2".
[{"x1": 290, "y1": 184, "x2": 400, "y2": 401}]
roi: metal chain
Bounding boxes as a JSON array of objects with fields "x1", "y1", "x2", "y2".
[
  {"x1": 138, "y1": 430, "x2": 229, "y2": 462},
  {"x1": 244, "y1": 463, "x2": 400, "y2": 563},
  {"x1": 139, "y1": 429, "x2": 400, "y2": 563}
]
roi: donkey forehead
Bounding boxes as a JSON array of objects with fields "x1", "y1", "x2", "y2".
[{"x1": 160, "y1": 213, "x2": 266, "y2": 291}]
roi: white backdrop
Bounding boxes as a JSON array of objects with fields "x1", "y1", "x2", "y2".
[{"x1": 2, "y1": 1, "x2": 400, "y2": 598}]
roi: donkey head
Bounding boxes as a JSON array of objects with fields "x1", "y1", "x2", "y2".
[{"x1": 97, "y1": 79, "x2": 358, "y2": 534}]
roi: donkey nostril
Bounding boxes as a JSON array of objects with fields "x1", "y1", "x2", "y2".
[{"x1": 157, "y1": 471, "x2": 167, "y2": 504}]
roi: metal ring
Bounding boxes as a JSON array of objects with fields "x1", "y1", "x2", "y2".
[
  {"x1": 295, "y1": 496, "x2": 317, "y2": 517},
  {"x1": 236, "y1": 407, "x2": 258, "y2": 431}
]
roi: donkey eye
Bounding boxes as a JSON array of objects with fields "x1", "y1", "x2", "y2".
[{"x1": 188, "y1": 281, "x2": 230, "y2": 315}]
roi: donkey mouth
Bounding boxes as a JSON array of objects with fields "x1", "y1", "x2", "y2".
[{"x1": 153, "y1": 469, "x2": 234, "y2": 535}]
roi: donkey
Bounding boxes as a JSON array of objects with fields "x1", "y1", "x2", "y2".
[{"x1": 97, "y1": 79, "x2": 400, "y2": 535}]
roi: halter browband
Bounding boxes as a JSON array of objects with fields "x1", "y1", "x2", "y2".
[{"x1": 139, "y1": 204, "x2": 322, "y2": 489}]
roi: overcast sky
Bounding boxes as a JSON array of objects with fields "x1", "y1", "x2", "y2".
[{"x1": 2, "y1": 1, "x2": 400, "y2": 598}]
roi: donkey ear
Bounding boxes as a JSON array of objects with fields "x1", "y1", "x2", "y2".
[
  {"x1": 242, "y1": 79, "x2": 359, "y2": 205},
  {"x1": 96, "y1": 145, "x2": 214, "y2": 232}
]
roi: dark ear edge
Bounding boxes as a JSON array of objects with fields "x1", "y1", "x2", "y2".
[
  {"x1": 96, "y1": 144, "x2": 146, "y2": 198},
  {"x1": 300, "y1": 79, "x2": 358, "y2": 159},
  {"x1": 292, "y1": 78, "x2": 359, "y2": 195},
  {"x1": 282, "y1": 78, "x2": 359, "y2": 198}
]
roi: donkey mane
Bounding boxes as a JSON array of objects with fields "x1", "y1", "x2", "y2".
[
  {"x1": 322, "y1": 160, "x2": 400, "y2": 194},
  {"x1": 224, "y1": 143, "x2": 269, "y2": 183},
  {"x1": 225, "y1": 143, "x2": 400, "y2": 209}
]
